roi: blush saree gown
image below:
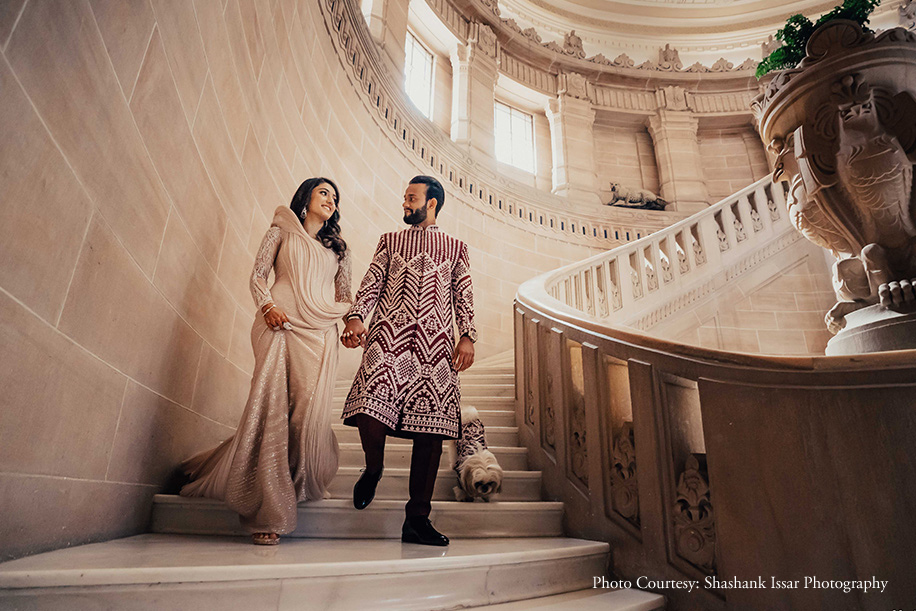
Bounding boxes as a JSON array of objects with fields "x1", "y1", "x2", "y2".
[{"x1": 179, "y1": 206, "x2": 351, "y2": 535}]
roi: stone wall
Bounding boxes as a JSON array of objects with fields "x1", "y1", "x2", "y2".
[
  {"x1": 593, "y1": 117, "x2": 659, "y2": 204},
  {"x1": 0, "y1": 0, "x2": 605, "y2": 560},
  {"x1": 698, "y1": 127, "x2": 770, "y2": 202}
]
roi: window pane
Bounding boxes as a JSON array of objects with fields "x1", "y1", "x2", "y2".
[
  {"x1": 494, "y1": 101, "x2": 535, "y2": 174},
  {"x1": 404, "y1": 33, "x2": 433, "y2": 118}
]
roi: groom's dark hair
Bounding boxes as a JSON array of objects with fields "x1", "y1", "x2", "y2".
[{"x1": 410, "y1": 175, "x2": 445, "y2": 215}]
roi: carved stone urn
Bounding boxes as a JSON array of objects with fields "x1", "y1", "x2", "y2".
[{"x1": 752, "y1": 20, "x2": 916, "y2": 355}]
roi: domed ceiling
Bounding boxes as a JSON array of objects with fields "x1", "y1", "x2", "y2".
[{"x1": 496, "y1": 0, "x2": 899, "y2": 67}]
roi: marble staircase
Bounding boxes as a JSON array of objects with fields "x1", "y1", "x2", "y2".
[{"x1": 0, "y1": 352, "x2": 664, "y2": 610}]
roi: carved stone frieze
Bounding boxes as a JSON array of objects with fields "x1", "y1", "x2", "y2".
[
  {"x1": 609, "y1": 422, "x2": 639, "y2": 527},
  {"x1": 470, "y1": 20, "x2": 498, "y2": 58},
  {"x1": 543, "y1": 372, "x2": 556, "y2": 450},
  {"x1": 564, "y1": 30, "x2": 586, "y2": 59},
  {"x1": 753, "y1": 21, "x2": 916, "y2": 335},
  {"x1": 659, "y1": 86, "x2": 689, "y2": 111}
]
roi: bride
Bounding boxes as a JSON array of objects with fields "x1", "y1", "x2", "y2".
[{"x1": 180, "y1": 178, "x2": 351, "y2": 545}]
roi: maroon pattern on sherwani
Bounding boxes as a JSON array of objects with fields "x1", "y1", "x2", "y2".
[{"x1": 343, "y1": 225, "x2": 476, "y2": 439}]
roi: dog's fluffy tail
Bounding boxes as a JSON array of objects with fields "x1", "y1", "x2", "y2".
[{"x1": 460, "y1": 404, "x2": 479, "y2": 423}]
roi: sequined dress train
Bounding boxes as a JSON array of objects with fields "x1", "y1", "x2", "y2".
[{"x1": 179, "y1": 206, "x2": 351, "y2": 535}]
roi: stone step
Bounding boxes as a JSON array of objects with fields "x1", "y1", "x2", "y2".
[
  {"x1": 150, "y1": 496, "x2": 563, "y2": 538},
  {"x1": 328, "y1": 467, "x2": 541, "y2": 502},
  {"x1": 338, "y1": 442, "x2": 528, "y2": 470},
  {"x1": 0, "y1": 535, "x2": 608, "y2": 610},
  {"x1": 469, "y1": 587, "x2": 666, "y2": 610},
  {"x1": 331, "y1": 424, "x2": 518, "y2": 447}
]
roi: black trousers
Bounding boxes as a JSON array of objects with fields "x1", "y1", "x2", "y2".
[{"x1": 356, "y1": 414, "x2": 443, "y2": 519}]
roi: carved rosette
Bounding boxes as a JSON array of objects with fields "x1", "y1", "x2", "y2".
[
  {"x1": 752, "y1": 20, "x2": 916, "y2": 336},
  {"x1": 673, "y1": 454, "x2": 716, "y2": 574},
  {"x1": 609, "y1": 423, "x2": 639, "y2": 527}
]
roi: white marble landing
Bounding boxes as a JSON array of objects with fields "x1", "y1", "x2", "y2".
[
  {"x1": 0, "y1": 535, "x2": 609, "y2": 610},
  {"x1": 151, "y1": 496, "x2": 564, "y2": 538},
  {"x1": 470, "y1": 587, "x2": 666, "y2": 610}
]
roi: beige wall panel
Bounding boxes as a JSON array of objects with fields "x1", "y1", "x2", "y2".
[
  {"x1": 193, "y1": 77, "x2": 257, "y2": 240},
  {"x1": 0, "y1": 0, "x2": 26, "y2": 48},
  {"x1": 0, "y1": 474, "x2": 155, "y2": 562},
  {"x1": 270, "y1": 5, "x2": 306, "y2": 109},
  {"x1": 149, "y1": 0, "x2": 209, "y2": 127},
  {"x1": 263, "y1": 132, "x2": 296, "y2": 195},
  {"x1": 237, "y1": 0, "x2": 266, "y2": 80},
  {"x1": 191, "y1": 343, "x2": 251, "y2": 428},
  {"x1": 219, "y1": 220, "x2": 259, "y2": 312},
  {"x1": 6, "y1": 0, "x2": 170, "y2": 276},
  {"x1": 242, "y1": 127, "x2": 286, "y2": 215},
  {"x1": 228, "y1": 305, "x2": 257, "y2": 374},
  {"x1": 193, "y1": 0, "x2": 251, "y2": 156},
  {"x1": 88, "y1": 0, "x2": 156, "y2": 98},
  {"x1": 0, "y1": 291, "x2": 125, "y2": 479},
  {"x1": 153, "y1": 213, "x2": 235, "y2": 357},
  {"x1": 0, "y1": 59, "x2": 93, "y2": 323},
  {"x1": 58, "y1": 217, "x2": 203, "y2": 406},
  {"x1": 107, "y1": 382, "x2": 231, "y2": 486},
  {"x1": 130, "y1": 29, "x2": 228, "y2": 269}
]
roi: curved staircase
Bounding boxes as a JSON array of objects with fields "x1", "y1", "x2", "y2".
[{"x1": 0, "y1": 352, "x2": 664, "y2": 610}]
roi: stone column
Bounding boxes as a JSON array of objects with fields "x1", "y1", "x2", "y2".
[
  {"x1": 363, "y1": 0, "x2": 410, "y2": 73},
  {"x1": 545, "y1": 73, "x2": 601, "y2": 205},
  {"x1": 647, "y1": 87, "x2": 709, "y2": 212},
  {"x1": 450, "y1": 21, "x2": 498, "y2": 161}
]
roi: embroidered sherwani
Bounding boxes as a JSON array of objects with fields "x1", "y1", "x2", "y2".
[{"x1": 343, "y1": 225, "x2": 476, "y2": 439}]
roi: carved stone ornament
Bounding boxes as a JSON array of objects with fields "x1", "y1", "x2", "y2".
[
  {"x1": 543, "y1": 372, "x2": 556, "y2": 450},
  {"x1": 752, "y1": 21, "x2": 916, "y2": 341},
  {"x1": 661, "y1": 85, "x2": 689, "y2": 111},
  {"x1": 569, "y1": 390, "x2": 588, "y2": 486},
  {"x1": 471, "y1": 21, "x2": 498, "y2": 58},
  {"x1": 564, "y1": 30, "x2": 586, "y2": 59},
  {"x1": 673, "y1": 454, "x2": 716, "y2": 574},
  {"x1": 762, "y1": 34, "x2": 781, "y2": 56},
  {"x1": 658, "y1": 44, "x2": 683, "y2": 71},
  {"x1": 560, "y1": 72, "x2": 588, "y2": 100},
  {"x1": 479, "y1": 0, "x2": 500, "y2": 16},
  {"x1": 609, "y1": 423, "x2": 639, "y2": 527},
  {"x1": 901, "y1": 0, "x2": 915, "y2": 30}
]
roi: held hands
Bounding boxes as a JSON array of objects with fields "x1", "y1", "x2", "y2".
[
  {"x1": 453, "y1": 336, "x2": 475, "y2": 373},
  {"x1": 341, "y1": 318, "x2": 367, "y2": 348},
  {"x1": 262, "y1": 303, "x2": 291, "y2": 331}
]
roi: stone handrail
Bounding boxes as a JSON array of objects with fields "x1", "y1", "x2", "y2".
[
  {"x1": 513, "y1": 178, "x2": 916, "y2": 608},
  {"x1": 320, "y1": 0, "x2": 688, "y2": 248},
  {"x1": 519, "y1": 175, "x2": 795, "y2": 332}
]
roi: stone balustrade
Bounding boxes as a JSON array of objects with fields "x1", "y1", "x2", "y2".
[
  {"x1": 526, "y1": 176, "x2": 795, "y2": 332},
  {"x1": 514, "y1": 245, "x2": 916, "y2": 610}
]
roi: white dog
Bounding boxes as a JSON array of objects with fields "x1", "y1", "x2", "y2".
[{"x1": 447, "y1": 405, "x2": 503, "y2": 502}]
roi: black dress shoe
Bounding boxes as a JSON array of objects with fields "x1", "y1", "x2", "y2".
[
  {"x1": 401, "y1": 517, "x2": 449, "y2": 546},
  {"x1": 353, "y1": 467, "x2": 383, "y2": 510}
]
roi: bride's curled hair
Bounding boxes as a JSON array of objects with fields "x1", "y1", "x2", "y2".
[{"x1": 289, "y1": 177, "x2": 347, "y2": 261}]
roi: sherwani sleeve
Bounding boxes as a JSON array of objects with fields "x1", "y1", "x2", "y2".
[
  {"x1": 452, "y1": 241, "x2": 477, "y2": 343},
  {"x1": 346, "y1": 236, "x2": 389, "y2": 322},
  {"x1": 250, "y1": 226, "x2": 283, "y2": 310}
]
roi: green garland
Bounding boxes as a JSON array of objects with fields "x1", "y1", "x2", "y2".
[{"x1": 756, "y1": 0, "x2": 881, "y2": 78}]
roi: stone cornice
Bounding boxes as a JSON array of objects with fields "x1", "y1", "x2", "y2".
[{"x1": 319, "y1": 0, "x2": 687, "y2": 248}]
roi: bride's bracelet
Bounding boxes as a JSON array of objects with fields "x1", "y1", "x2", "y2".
[{"x1": 262, "y1": 304, "x2": 276, "y2": 316}]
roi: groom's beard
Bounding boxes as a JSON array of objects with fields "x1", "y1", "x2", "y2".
[{"x1": 403, "y1": 206, "x2": 428, "y2": 225}]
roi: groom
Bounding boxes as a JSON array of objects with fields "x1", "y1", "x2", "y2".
[{"x1": 340, "y1": 175, "x2": 476, "y2": 546}]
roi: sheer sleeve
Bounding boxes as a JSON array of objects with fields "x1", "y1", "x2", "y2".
[
  {"x1": 250, "y1": 226, "x2": 282, "y2": 310},
  {"x1": 335, "y1": 249, "x2": 353, "y2": 305}
]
